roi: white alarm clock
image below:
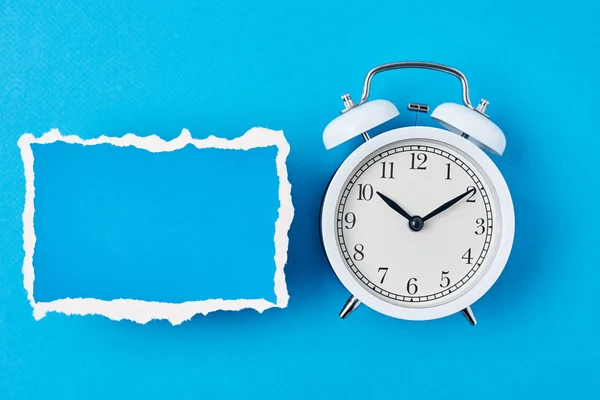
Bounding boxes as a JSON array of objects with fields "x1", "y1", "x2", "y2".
[{"x1": 320, "y1": 62, "x2": 514, "y2": 325}]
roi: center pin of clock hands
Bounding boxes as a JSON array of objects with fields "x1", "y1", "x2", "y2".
[{"x1": 376, "y1": 187, "x2": 476, "y2": 232}]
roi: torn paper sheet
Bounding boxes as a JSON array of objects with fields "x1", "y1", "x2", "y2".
[{"x1": 18, "y1": 128, "x2": 293, "y2": 325}]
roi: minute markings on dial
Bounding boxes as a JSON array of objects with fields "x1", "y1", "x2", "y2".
[{"x1": 336, "y1": 144, "x2": 494, "y2": 303}]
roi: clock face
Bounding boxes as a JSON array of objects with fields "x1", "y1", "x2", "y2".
[{"x1": 335, "y1": 139, "x2": 499, "y2": 308}]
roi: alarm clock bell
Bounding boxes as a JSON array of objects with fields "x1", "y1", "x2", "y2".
[
  {"x1": 323, "y1": 99, "x2": 399, "y2": 150},
  {"x1": 322, "y1": 62, "x2": 506, "y2": 156},
  {"x1": 431, "y1": 102, "x2": 506, "y2": 156}
]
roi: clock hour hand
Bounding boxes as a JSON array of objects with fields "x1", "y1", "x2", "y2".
[
  {"x1": 422, "y1": 187, "x2": 476, "y2": 222},
  {"x1": 376, "y1": 191, "x2": 412, "y2": 221}
]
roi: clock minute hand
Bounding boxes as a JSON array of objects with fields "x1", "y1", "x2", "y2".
[
  {"x1": 376, "y1": 191, "x2": 412, "y2": 221},
  {"x1": 422, "y1": 188, "x2": 476, "y2": 222}
]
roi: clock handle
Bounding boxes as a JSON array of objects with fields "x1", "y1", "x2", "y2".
[{"x1": 350, "y1": 61, "x2": 475, "y2": 111}]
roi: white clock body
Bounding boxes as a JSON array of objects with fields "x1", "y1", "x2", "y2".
[{"x1": 320, "y1": 126, "x2": 514, "y2": 321}]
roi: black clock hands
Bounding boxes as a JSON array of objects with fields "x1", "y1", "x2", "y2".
[
  {"x1": 422, "y1": 187, "x2": 476, "y2": 222},
  {"x1": 377, "y1": 187, "x2": 475, "y2": 232},
  {"x1": 376, "y1": 191, "x2": 412, "y2": 221}
]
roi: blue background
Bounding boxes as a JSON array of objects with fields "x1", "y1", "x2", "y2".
[
  {"x1": 0, "y1": 1, "x2": 598, "y2": 399},
  {"x1": 32, "y1": 143, "x2": 279, "y2": 303}
]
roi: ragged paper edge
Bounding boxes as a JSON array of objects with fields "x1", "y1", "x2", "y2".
[{"x1": 18, "y1": 128, "x2": 294, "y2": 325}]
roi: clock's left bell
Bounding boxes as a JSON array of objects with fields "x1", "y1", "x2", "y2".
[{"x1": 323, "y1": 99, "x2": 399, "y2": 149}]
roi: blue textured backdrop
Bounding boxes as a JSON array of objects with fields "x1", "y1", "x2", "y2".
[{"x1": 1, "y1": 1, "x2": 598, "y2": 399}]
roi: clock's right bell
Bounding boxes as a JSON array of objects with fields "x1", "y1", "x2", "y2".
[{"x1": 431, "y1": 102, "x2": 506, "y2": 156}]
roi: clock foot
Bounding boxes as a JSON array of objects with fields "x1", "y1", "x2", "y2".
[
  {"x1": 461, "y1": 306, "x2": 477, "y2": 326},
  {"x1": 339, "y1": 295, "x2": 361, "y2": 319}
]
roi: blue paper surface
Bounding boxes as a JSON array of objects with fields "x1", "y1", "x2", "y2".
[
  {"x1": 32, "y1": 142, "x2": 279, "y2": 303},
  {"x1": 0, "y1": 1, "x2": 599, "y2": 399}
]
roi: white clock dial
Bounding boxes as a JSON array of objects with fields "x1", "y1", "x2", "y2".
[{"x1": 335, "y1": 139, "x2": 499, "y2": 308}]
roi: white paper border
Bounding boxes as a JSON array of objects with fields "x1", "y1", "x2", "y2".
[{"x1": 18, "y1": 128, "x2": 294, "y2": 325}]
